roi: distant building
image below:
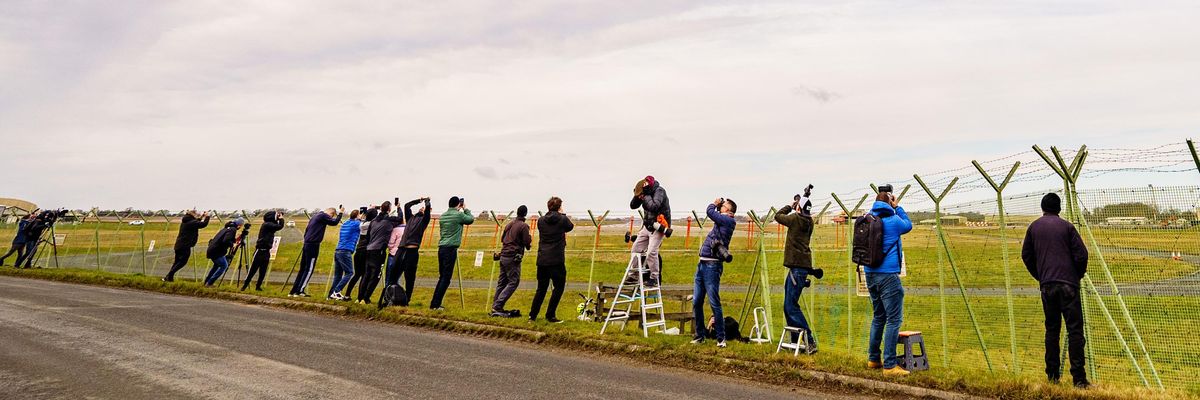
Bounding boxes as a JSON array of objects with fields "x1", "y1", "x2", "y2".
[{"x1": 1105, "y1": 217, "x2": 1149, "y2": 226}]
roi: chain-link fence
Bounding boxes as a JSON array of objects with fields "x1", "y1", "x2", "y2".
[{"x1": 2, "y1": 141, "x2": 1199, "y2": 395}]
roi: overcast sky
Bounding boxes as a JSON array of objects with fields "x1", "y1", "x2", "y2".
[{"x1": 3, "y1": 1, "x2": 1199, "y2": 214}]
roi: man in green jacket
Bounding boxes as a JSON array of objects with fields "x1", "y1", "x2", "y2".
[
  {"x1": 775, "y1": 185, "x2": 822, "y2": 353},
  {"x1": 430, "y1": 196, "x2": 475, "y2": 310}
]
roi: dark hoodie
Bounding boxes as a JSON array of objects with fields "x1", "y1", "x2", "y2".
[
  {"x1": 629, "y1": 180, "x2": 671, "y2": 230},
  {"x1": 1022, "y1": 214, "x2": 1089, "y2": 288},
  {"x1": 399, "y1": 199, "x2": 432, "y2": 248},
  {"x1": 303, "y1": 211, "x2": 342, "y2": 244},
  {"x1": 206, "y1": 222, "x2": 239, "y2": 259},
  {"x1": 500, "y1": 217, "x2": 532, "y2": 257},
  {"x1": 536, "y1": 211, "x2": 574, "y2": 267},
  {"x1": 367, "y1": 209, "x2": 405, "y2": 251},
  {"x1": 255, "y1": 211, "x2": 285, "y2": 250},
  {"x1": 175, "y1": 213, "x2": 211, "y2": 250}
]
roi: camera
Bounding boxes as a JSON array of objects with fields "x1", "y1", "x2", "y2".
[
  {"x1": 878, "y1": 184, "x2": 893, "y2": 193},
  {"x1": 709, "y1": 239, "x2": 733, "y2": 263},
  {"x1": 794, "y1": 184, "x2": 814, "y2": 201}
]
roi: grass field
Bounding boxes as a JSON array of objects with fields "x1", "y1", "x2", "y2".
[{"x1": 3, "y1": 214, "x2": 1198, "y2": 395}]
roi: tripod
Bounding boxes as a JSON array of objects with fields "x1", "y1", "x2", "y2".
[
  {"x1": 221, "y1": 229, "x2": 251, "y2": 287},
  {"x1": 28, "y1": 222, "x2": 60, "y2": 269}
]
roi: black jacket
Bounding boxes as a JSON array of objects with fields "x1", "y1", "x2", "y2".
[
  {"x1": 367, "y1": 212, "x2": 404, "y2": 251},
  {"x1": 255, "y1": 211, "x2": 285, "y2": 250},
  {"x1": 775, "y1": 205, "x2": 814, "y2": 268},
  {"x1": 399, "y1": 199, "x2": 432, "y2": 248},
  {"x1": 175, "y1": 214, "x2": 211, "y2": 250},
  {"x1": 630, "y1": 181, "x2": 670, "y2": 230},
  {"x1": 303, "y1": 211, "x2": 342, "y2": 244},
  {"x1": 536, "y1": 211, "x2": 574, "y2": 267},
  {"x1": 206, "y1": 223, "x2": 238, "y2": 259},
  {"x1": 1022, "y1": 214, "x2": 1089, "y2": 288}
]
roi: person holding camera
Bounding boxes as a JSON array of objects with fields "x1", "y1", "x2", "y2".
[
  {"x1": 328, "y1": 209, "x2": 362, "y2": 300},
  {"x1": 775, "y1": 185, "x2": 822, "y2": 354},
  {"x1": 0, "y1": 212, "x2": 37, "y2": 267},
  {"x1": 530, "y1": 197, "x2": 573, "y2": 323},
  {"x1": 242, "y1": 210, "x2": 286, "y2": 291},
  {"x1": 861, "y1": 186, "x2": 913, "y2": 376},
  {"x1": 163, "y1": 210, "x2": 211, "y2": 282},
  {"x1": 394, "y1": 197, "x2": 431, "y2": 305},
  {"x1": 203, "y1": 218, "x2": 245, "y2": 286},
  {"x1": 626, "y1": 175, "x2": 671, "y2": 287},
  {"x1": 359, "y1": 201, "x2": 406, "y2": 304},
  {"x1": 291, "y1": 206, "x2": 343, "y2": 297},
  {"x1": 491, "y1": 205, "x2": 531, "y2": 317},
  {"x1": 691, "y1": 197, "x2": 737, "y2": 348},
  {"x1": 10, "y1": 210, "x2": 54, "y2": 268},
  {"x1": 1023, "y1": 193, "x2": 1090, "y2": 388},
  {"x1": 430, "y1": 196, "x2": 474, "y2": 310},
  {"x1": 344, "y1": 207, "x2": 378, "y2": 299}
]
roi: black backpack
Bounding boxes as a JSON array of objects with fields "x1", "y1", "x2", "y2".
[
  {"x1": 378, "y1": 284, "x2": 408, "y2": 309},
  {"x1": 852, "y1": 214, "x2": 886, "y2": 267}
]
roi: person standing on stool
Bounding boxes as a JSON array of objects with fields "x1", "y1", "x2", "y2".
[
  {"x1": 529, "y1": 197, "x2": 573, "y2": 323},
  {"x1": 862, "y1": 190, "x2": 912, "y2": 376},
  {"x1": 625, "y1": 176, "x2": 671, "y2": 287},
  {"x1": 776, "y1": 186, "x2": 821, "y2": 354},
  {"x1": 690, "y1": 197, "x2": 736, "y2": 348},
  {"x1": 430, "y1": 196, "x2": 474, "y2": 310},
  {"x1": 1022, "y1": 193, "x2": 1090, "y2": 389}
]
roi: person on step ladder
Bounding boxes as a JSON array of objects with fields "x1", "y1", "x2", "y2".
[
  {"x1": 625, "y1": 176, "x2": 672, "y2": 288},
  {"x1": 776, "y1": 185, "x2": 823, "y2": 354}
]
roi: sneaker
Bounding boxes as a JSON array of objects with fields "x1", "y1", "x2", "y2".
[
  {"x1": 288, "y1": 294, "x2": 297, "y2": 298},
  {"x1": 1074, "y1": 381, "x2": 1091, "y2": 390},
  {"x1": 328, "y1": 294, "x2": 341, "y2": 301},
  {"x1": 528, "y1": 316, "x2": 537, "y2": 322},
  {"x1": 716, "y1": 341, "x2": 727, "y2": 348},
  {"x1": 805, "y1": 344, "x2": 819, "y2": 355},
  {"x1": 255, "y1": 287, "x2": 264, "y2": 292},
  {"x1": 431, "y1": 307, "x2": 446, "y2": 311},
  {"x1": 690, "y1": 338, "x2": 705, "y2": 345},
  {"x1": 506, "y1": 309, "x2": 522, "y2": 317},
  {"x1": 490, "y1": 310, "x2": 509, "y2": 317},
  {"x1": 883, "y1": 366, "x2": 910, "y2": 377},
  {"x1": 867, "y1": 361, "x2": 883, "y2": 369},
  {"x1": 297, "y1": 292, "x2": 310, "y2": 298},
  {"x1": 161, "y1": 277, "x2": 172, "y2": 282},
  {"x1": 546, "y1": 318, "x2": 563, "y2": 323}
]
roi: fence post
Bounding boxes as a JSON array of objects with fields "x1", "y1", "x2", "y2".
[
  {"x1": 1034, "y1": 144, "x2": 1159, "y2": 388},
  {"x1": 747, "y1": 210, "x2": 775, "y2": 332},
  {"x1": 973, "y1": 160, "x2": 1021, "y2": 373},
  {"x1": 914, "y1": 174, "x2": 992, "y2": 372},
  {"x1": 583, "y1": 210, "x2": 610, "y2": 303},
  {"x1": 684, "y1": 215, "x2": 693, "y2": 249},
  {"x1": 831, "y1": 192, "x2": 869, "y2": 353}
]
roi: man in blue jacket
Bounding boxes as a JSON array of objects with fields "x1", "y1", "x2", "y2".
[
  {"x1": 862, "y1": 191, "x2": 913, "y2": 376},
  {"x1": 691, "y1": 197, "x2": 736, "y2": 348},
  {"x1": 329, "y1": 209, "x2": 361, "y2": 300},
  {"x1": 291, "y1": 206, "x2": 343, "y2": 297}
]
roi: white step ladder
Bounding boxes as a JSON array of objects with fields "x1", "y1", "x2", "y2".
[
  {"x1": 600, "y1": 253, "x2": 667, "y2": 338},
  {"x1": 776, "y1": 326, "x2": 811, "y2": 356},
  {"x1": 748, "y1": 307, "x2": 772, "y2": 344}
]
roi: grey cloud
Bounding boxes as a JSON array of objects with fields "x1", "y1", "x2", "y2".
[
  {"x1": 791, "y1": 85, "x2": 841, "y2": 104},
  {"x1": 475, "y1": 166, "x2": 537, "y2": 181}
]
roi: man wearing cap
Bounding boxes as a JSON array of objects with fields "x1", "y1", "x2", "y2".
[
  {"x1": 775, "y1": 185, "x2": 821, "y2": 354},
  {"x1": 1022, "y1": 193, "x2": 1090, "y2": 389},
  {"x1": 430, "y1": 196, "x2": 474, "y2": 310},
  {"x1": 627, "y1": 175, "x2": 671, "y2": 287}
]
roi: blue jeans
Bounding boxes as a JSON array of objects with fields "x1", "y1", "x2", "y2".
[
  {"x1": 692, "y1": 260, "x2": 725, "y2": 341},
  {"x1": 784, "y1": 267, "x2": 816, "y2": 346},
  {"x1": 866, "y1": 272, "x2": 905, "y2": 368},
  {"x1": 203, "y1": 256, "x2": 230, "y2": 286},
  {"x1": 329, "y1": 249, "x2": 354, "y2": 295}
]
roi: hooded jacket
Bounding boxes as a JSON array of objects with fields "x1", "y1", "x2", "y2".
[
  {"x1": 536, "y1": 211, "x2": 574, "y2": 267},
  {"x1": 206, "y1": 222, "x2": 239, "y2": 259},
  {"x1": 630, "y1": 180, "x2": 671, "y2": 230},
  {"x1": 174, "y1": 214, "x2": 211, "y2": 250},
  {"x1": 399, "y1": 199, "x2": 432, "y2": 248},
  {"x1": 1022, "y1": 214, "x2": 1089, "y2": 288},
  {"x1": 255, "y1": 211, "x2": 285, "y2": 250},
  {"x1": 775, "y1": 205, "x2": 815, "y2": 268},
  {"x1": 337, "y1": 219, "x2": 362, "y2": 252},
  {"x1": 303, "y1": 211, "x2": 342, "y2": 245},
  {"x1": 500, "y1": 217, "x2": 532, "y2": 258},
  {"x1": 11, "y1": 219, "x2": 31, "y2": 244},
  {"x1": 861, "y1": 201, "x2": 912, "y2": 274},
  {"x1": 367, "y1": 211, "x2": 404, "y2": 251},
  {"x1": 437, "y1": 207, "x2": 475, "y2": 248},
  {"x1": 699, "y1": 203, "x2": 737, "y2": 261}
]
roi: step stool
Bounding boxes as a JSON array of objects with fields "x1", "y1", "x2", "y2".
[
  {"x1": 898, "y1": 331, "x2": 929, "y2": 371},
  {"x1": 775, "y1": 326, "x2": 810, "y2": 356}
]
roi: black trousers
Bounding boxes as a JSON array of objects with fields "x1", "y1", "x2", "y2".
[
  {"x1": 242, "y1": 249, "x2": 271, "y2": 290},
  {"x1": 291, "y1": 243, "x2": 320, "y2": 295},
  {"x1": 0, "y1": 242, "x2": 25, "y2": 266},
  {"x1": 429, "y1": 246, "x2": 458, "y2": 309},
  {"x1": 529, "y1": 264, "x2": 566, "y2": 320},
  {"x1": 165, "y1": 247, "x2": 191, "y2": 280},
  {"x1": 396, "y1": 247, "x2": 420, "y2": 304},
  {"x1": 1042, "y1": 282, "x2": 1088, "y2": 385},
  {"x1": 345, "y1": 247, "x2": 368, "y2": 298},
  {"x1": 357, "y1": 249, "x2": 386, "y2": 302}
]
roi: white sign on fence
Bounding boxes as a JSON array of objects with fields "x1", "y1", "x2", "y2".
[
  {"x1": 473, "y1": 251, "x2": 484, "y2": 267},
  {"x1": 269, "y1": 237, "x2": 282, "y2": 260},
  {"x1": 148, "y1": 240, "x2": 156, "y2": 252},
  {"x1": 53, "y1": 234, "x2": 66, "y2": 246}
]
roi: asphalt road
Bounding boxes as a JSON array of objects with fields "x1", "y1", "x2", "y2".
[{"x1": 0, "y1": 276, "x2": 880, "y2": 400}]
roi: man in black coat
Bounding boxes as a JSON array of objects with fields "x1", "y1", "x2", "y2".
[
  {"x1": 1022, "y1": 193, "x2": 1090, "y2": 389},
  {"x1": 163, "y1": 210, "x2": 211, "y2": 282},
  {"x1": 242, "y1": 211, "x2": 285, "y2": 291},
  {"x1": 529, "y1": 197, "x2": 573, "y2": 323}
]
